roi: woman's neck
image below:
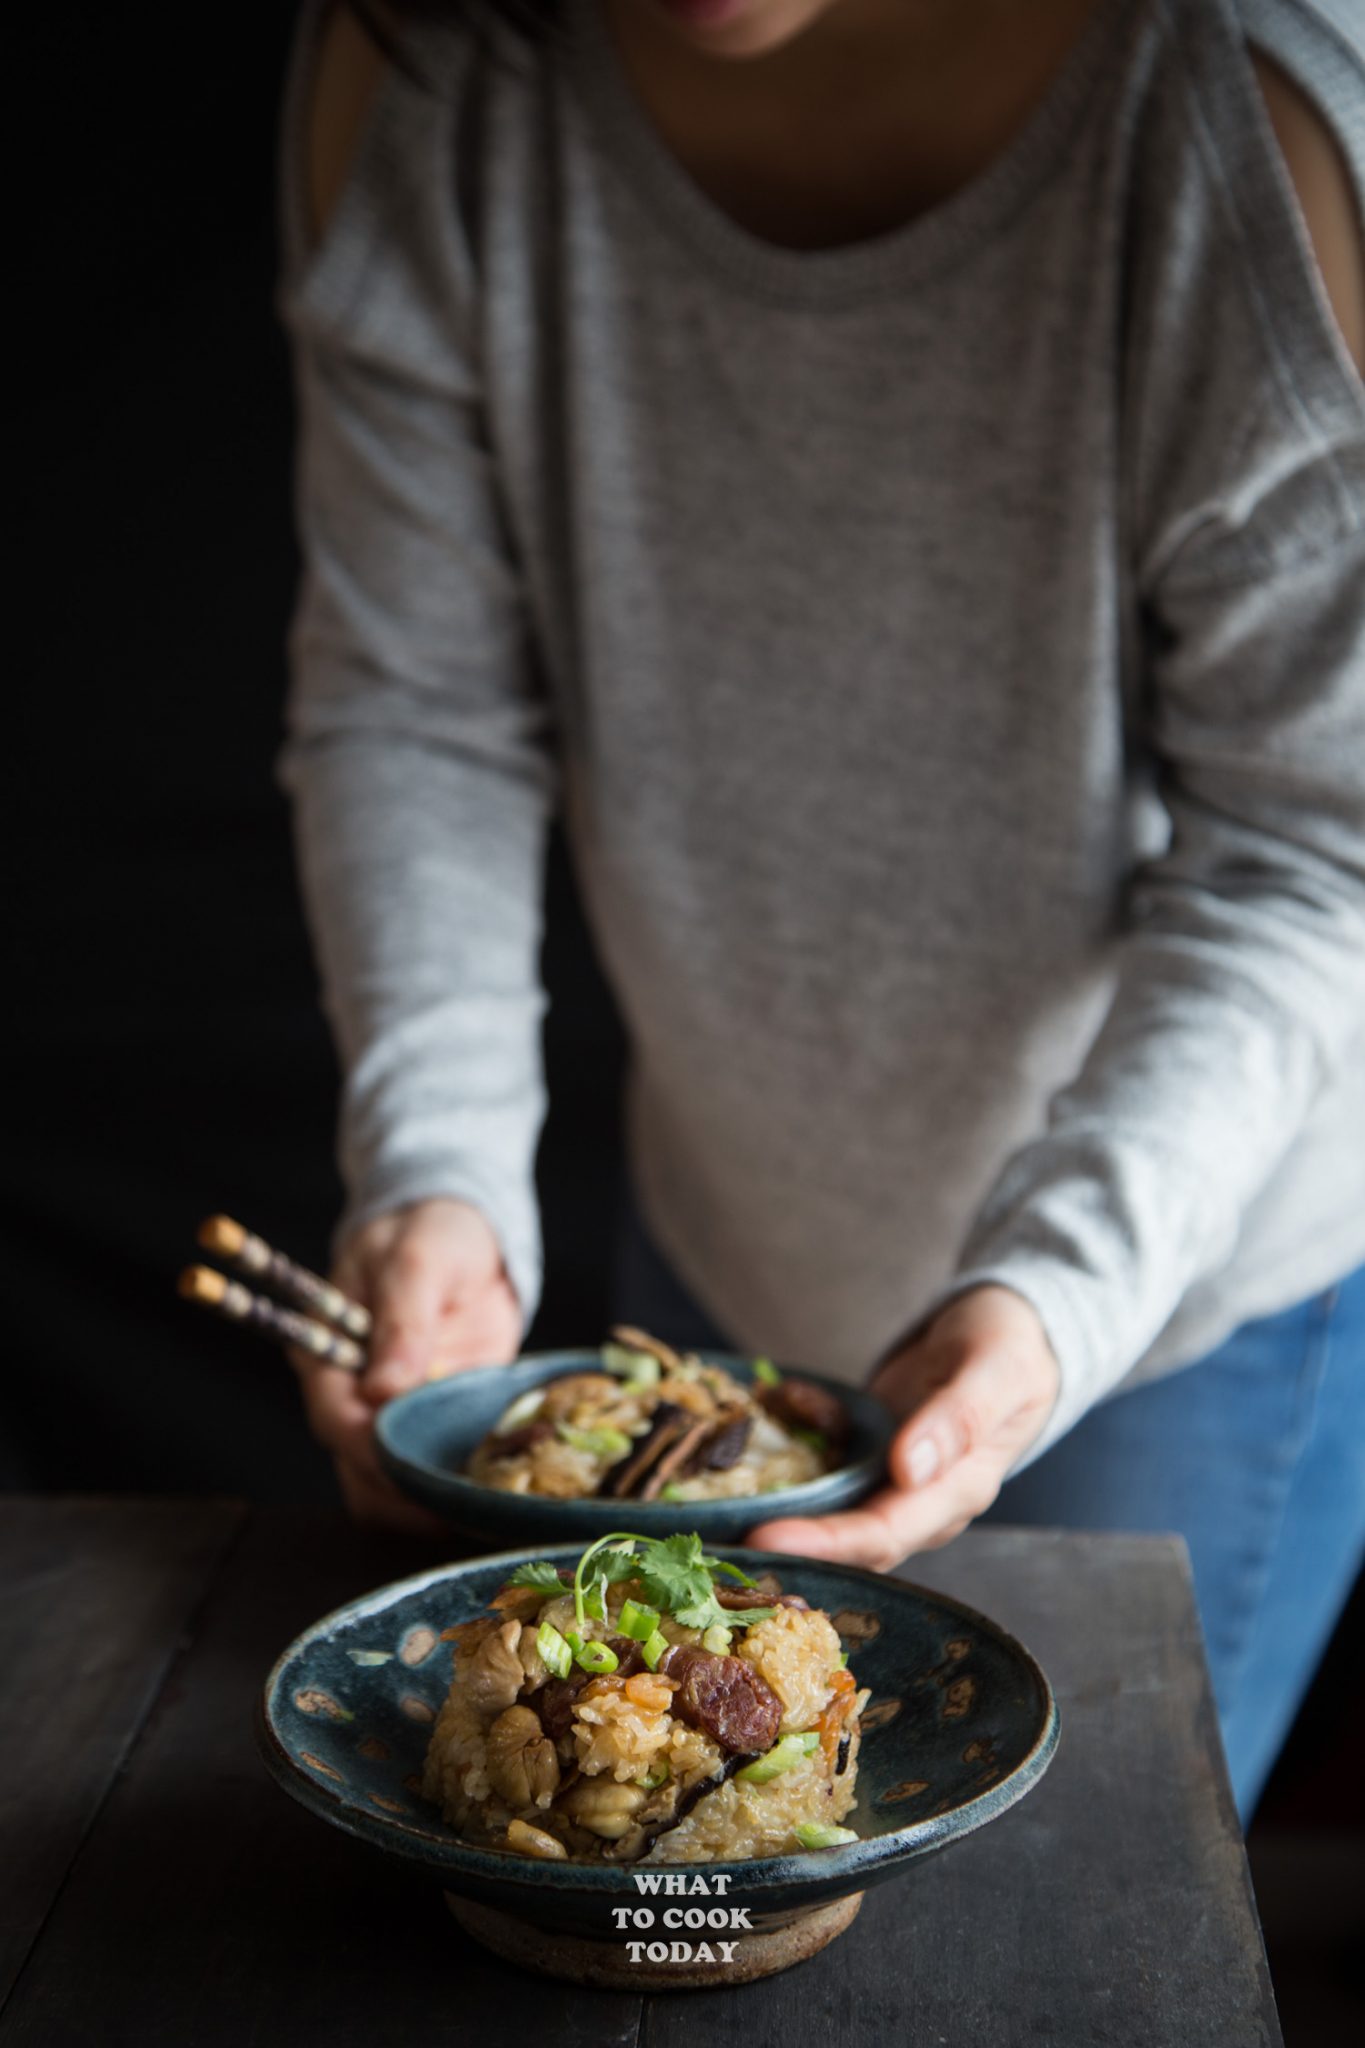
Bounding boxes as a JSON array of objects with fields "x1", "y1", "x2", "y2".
[{"x1": 599, "y1": 0, "x2": 1101, "y2": 250}]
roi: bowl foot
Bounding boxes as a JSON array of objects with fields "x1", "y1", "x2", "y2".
[{"x1": 445, "y1": 1890, "x2": 863, "y2": 1989}]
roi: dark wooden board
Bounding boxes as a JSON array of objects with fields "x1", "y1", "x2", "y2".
[
  {"x1": 0, "y1": 1507, "x2": 642, "y2": 2048},
  {"x1": 1, "y1": 1509, "x2": 1283, "y2": 2047},
  {"x1": 0, "y1": 1496, "x2": 245, "y2": 2004},
  {"x1": 641, "y1": 1530, "x2": 1283, "y2": 2047}
]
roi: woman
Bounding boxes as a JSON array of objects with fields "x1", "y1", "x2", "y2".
[{"x1": 278, "y1": 0, "x2": 1365, "y2": 1815}]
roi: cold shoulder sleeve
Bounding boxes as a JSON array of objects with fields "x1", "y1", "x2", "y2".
[
  {"x1": 275, "y1": 0, "x2": 556, "y2": 1321},
  {"x1": 916, "y1": 2, "x2": 1365, "y2": 1464}
]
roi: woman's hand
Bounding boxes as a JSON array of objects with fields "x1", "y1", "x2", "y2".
[
  {"x1": 747, "y1": 1286, "x2": 1060, "y2": 1572},
  {"x1": 291, "y1": 1197, "x2": 524, "y2": 1534}
]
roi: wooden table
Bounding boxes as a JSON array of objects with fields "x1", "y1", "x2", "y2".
[{"x1": 0, "y1": 1499, "x2": 1282, "y2": 2046}]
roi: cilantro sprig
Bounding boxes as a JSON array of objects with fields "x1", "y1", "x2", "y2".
[
  {"x1": 569, "y1": 1531, "x2": 778, "y2": 1634},
  {"x1": 505, "y1": 1560, "x2": 564, "y2": 1592}
]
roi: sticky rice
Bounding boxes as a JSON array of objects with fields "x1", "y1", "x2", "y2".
[
  {"x1": 465, "y1": 1329, "x2": 848, "y2": 1504},
  {"x1": 423, "y1": 1563, "x2": 868, "y2": 1864}
]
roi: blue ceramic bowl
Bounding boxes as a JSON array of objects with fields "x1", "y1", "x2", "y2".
[
  {"x1": 374, "y1": 1349, "x2": 894, "y2": 1545},
  {"x1": 257, "y1": 1543, "x2": 1059, "y2": 1946}
]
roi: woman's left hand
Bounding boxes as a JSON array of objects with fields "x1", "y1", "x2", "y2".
[{"x1": 746, "y1": 1286, "x2": 1061, "y2": 1572}]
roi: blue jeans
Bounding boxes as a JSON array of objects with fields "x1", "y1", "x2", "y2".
[{"x1": 612, "y1": 1197, "x2": 1365, "y2": 1821}]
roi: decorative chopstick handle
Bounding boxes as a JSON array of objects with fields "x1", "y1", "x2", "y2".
[
  {"x1": 179, "y1": 1266, "x2": 367, "y2": 1372},
  {"x1": 197, "y1": 1215, "x2": 371, "y2": 1341}
]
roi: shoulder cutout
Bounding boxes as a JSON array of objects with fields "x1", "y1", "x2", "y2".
[
  {"x1": 1249, "y1": 44, "x2": 1365, "y2": 375},
  {"x1": 307, "y1": 2, "x2": 394, "y2": 250}
]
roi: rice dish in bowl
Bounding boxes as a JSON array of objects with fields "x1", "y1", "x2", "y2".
[
  {"x1": 424, "y1": 1532, "x2": 869, "y2": 1864},
  {"x1": 256, "y1": 1540, "x2": 1061, "y2": 1978},
  {"x1": 373, "y1": 1349, "x2": 893, "y2": 1545},
  {"x1": 464, "y1": 1327, "x2": 848, "y2": 1505}
]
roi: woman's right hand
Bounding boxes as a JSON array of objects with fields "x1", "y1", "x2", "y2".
[{"x1": 291, "y1": 1196, "x2": 524, "y2": 1532}]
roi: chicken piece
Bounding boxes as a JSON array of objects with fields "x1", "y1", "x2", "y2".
[
  {"x1": 491, "y1": 1581, "x2": 553, "y2": 1624},
  {"x1": 609, "y1": 1326, "x2": 685, "y2": 1372},
  {"x1": 486, "y1": 1703, "x2": 561, "y2": 1811},
  {"x1": 537, "y1": 1373, "x2": 623, "y2": 1422},
  {"x1": 516, "y1": 1621, "x2": 549, "y2": 1690},
  {"x1": 483, "y1": 1420, "x2": 554, "y2": 1461},
  {"x1": 558, "y1": 1775, "x2": 648, "y2": 1840},
  {"x1": 506, "y1": 1817, "x2": 568, "y2": 1860},
  {"x1": 440, "y1": 1614, "x2": 500, "y2": 1653},
  {"x1": 460, "y1": 1618, "x2": 526, "y2": 1722},
  {"x1": 657, "y1": 1374, "x2": 720, "y2": 1419},
  {"x1": 523, "y1": 1439, "x2": 602, "y2": 1499}
]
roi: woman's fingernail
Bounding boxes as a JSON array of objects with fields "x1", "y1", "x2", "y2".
[{"x1": 907, "y1": 1437, "x2": 940, "y2": 1487}]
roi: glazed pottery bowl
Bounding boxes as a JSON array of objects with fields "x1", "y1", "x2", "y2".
[
  {"x1": 374, "y1": 1349, "x2": 894, "y2": 1545},
  {"x1": 257, "y1": 1543, "x2": 1060, "y2": 1981}
]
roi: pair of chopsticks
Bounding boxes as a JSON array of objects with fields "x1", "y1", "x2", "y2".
[{"x1": 179, "y1": 1216, "x2": 371, "y2": 1372}]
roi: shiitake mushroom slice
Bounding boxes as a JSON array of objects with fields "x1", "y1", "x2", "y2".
[{"x1": 597, "y1": 1401, "x2": 690, "y2": 1498}]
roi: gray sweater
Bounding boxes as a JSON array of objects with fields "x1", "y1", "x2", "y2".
[{"x1": 277, "y1": 0, "x2": 1365, "y2": 1463}]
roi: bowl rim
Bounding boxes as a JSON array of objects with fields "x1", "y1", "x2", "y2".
[
  {"x1": 373, "y1": 1348, "x2": 894, "y2": 1520},
  {"x1": 257, "y1": 1541, "x2": 1061, "y2": 1890}
]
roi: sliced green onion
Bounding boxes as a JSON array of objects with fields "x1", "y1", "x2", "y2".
[
  {"x1": 564, "y1": 1630, "x2": 584, "y2": 1655},
  {"x1": 658, "y1": 1482, "x2": 689, "y2": 1502},
  {"x1": 737, "y1": 1731, "x2": 820, "y2": 1783},
  {"x1": 601, "y1": 1344, "x2": 660, "y2": 1387},
  {"x1": 618, "y1": 1598, "x2": 661, "y2": 1642},
  {"x1": 635, "y1": 1759, "x2": 671, "y2": 1790},
  {"x1": 493, "y1": 1388, "x2": 546, "y2": 1433},
  {"x1": 792, "y1": 1427, "x2": 827, "y2": 1453},
  {"x1": 838, "y1": 1651, "x2": 849, "y2": 1668},
  {"x1": 701, "y1": 1624, "x2": 733, "y2": 1654},
  {"x1": 573, "y1": 1638, "x2": 619, "y2": 1675},
  {"x1": 793, "y1": 1823, "x2": 858, "y2": 1850},
  {"x1": 556, "y1": 1422, "x2": 633, "y2": 1460},
  {"x1": 581, "y1": 1582, "x2": 607, "y2": 1622},
  {"x1": 752, "y1": 1356, "x2": 781, "y2": 1386},
  {"x1": 536, "y1": 1622, "x2": 573, "y2": 1680},
  {"x1": 641, "y1": 1629, "x2": 670, "y2": 1671}
]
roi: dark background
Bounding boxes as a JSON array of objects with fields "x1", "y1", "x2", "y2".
[
  {"x1": 8, "y1": 5, "x2": 1360, "y2": 2034},
  {"x1": 9, "y1": 3, "x2": 628, "y2": 1506}
]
